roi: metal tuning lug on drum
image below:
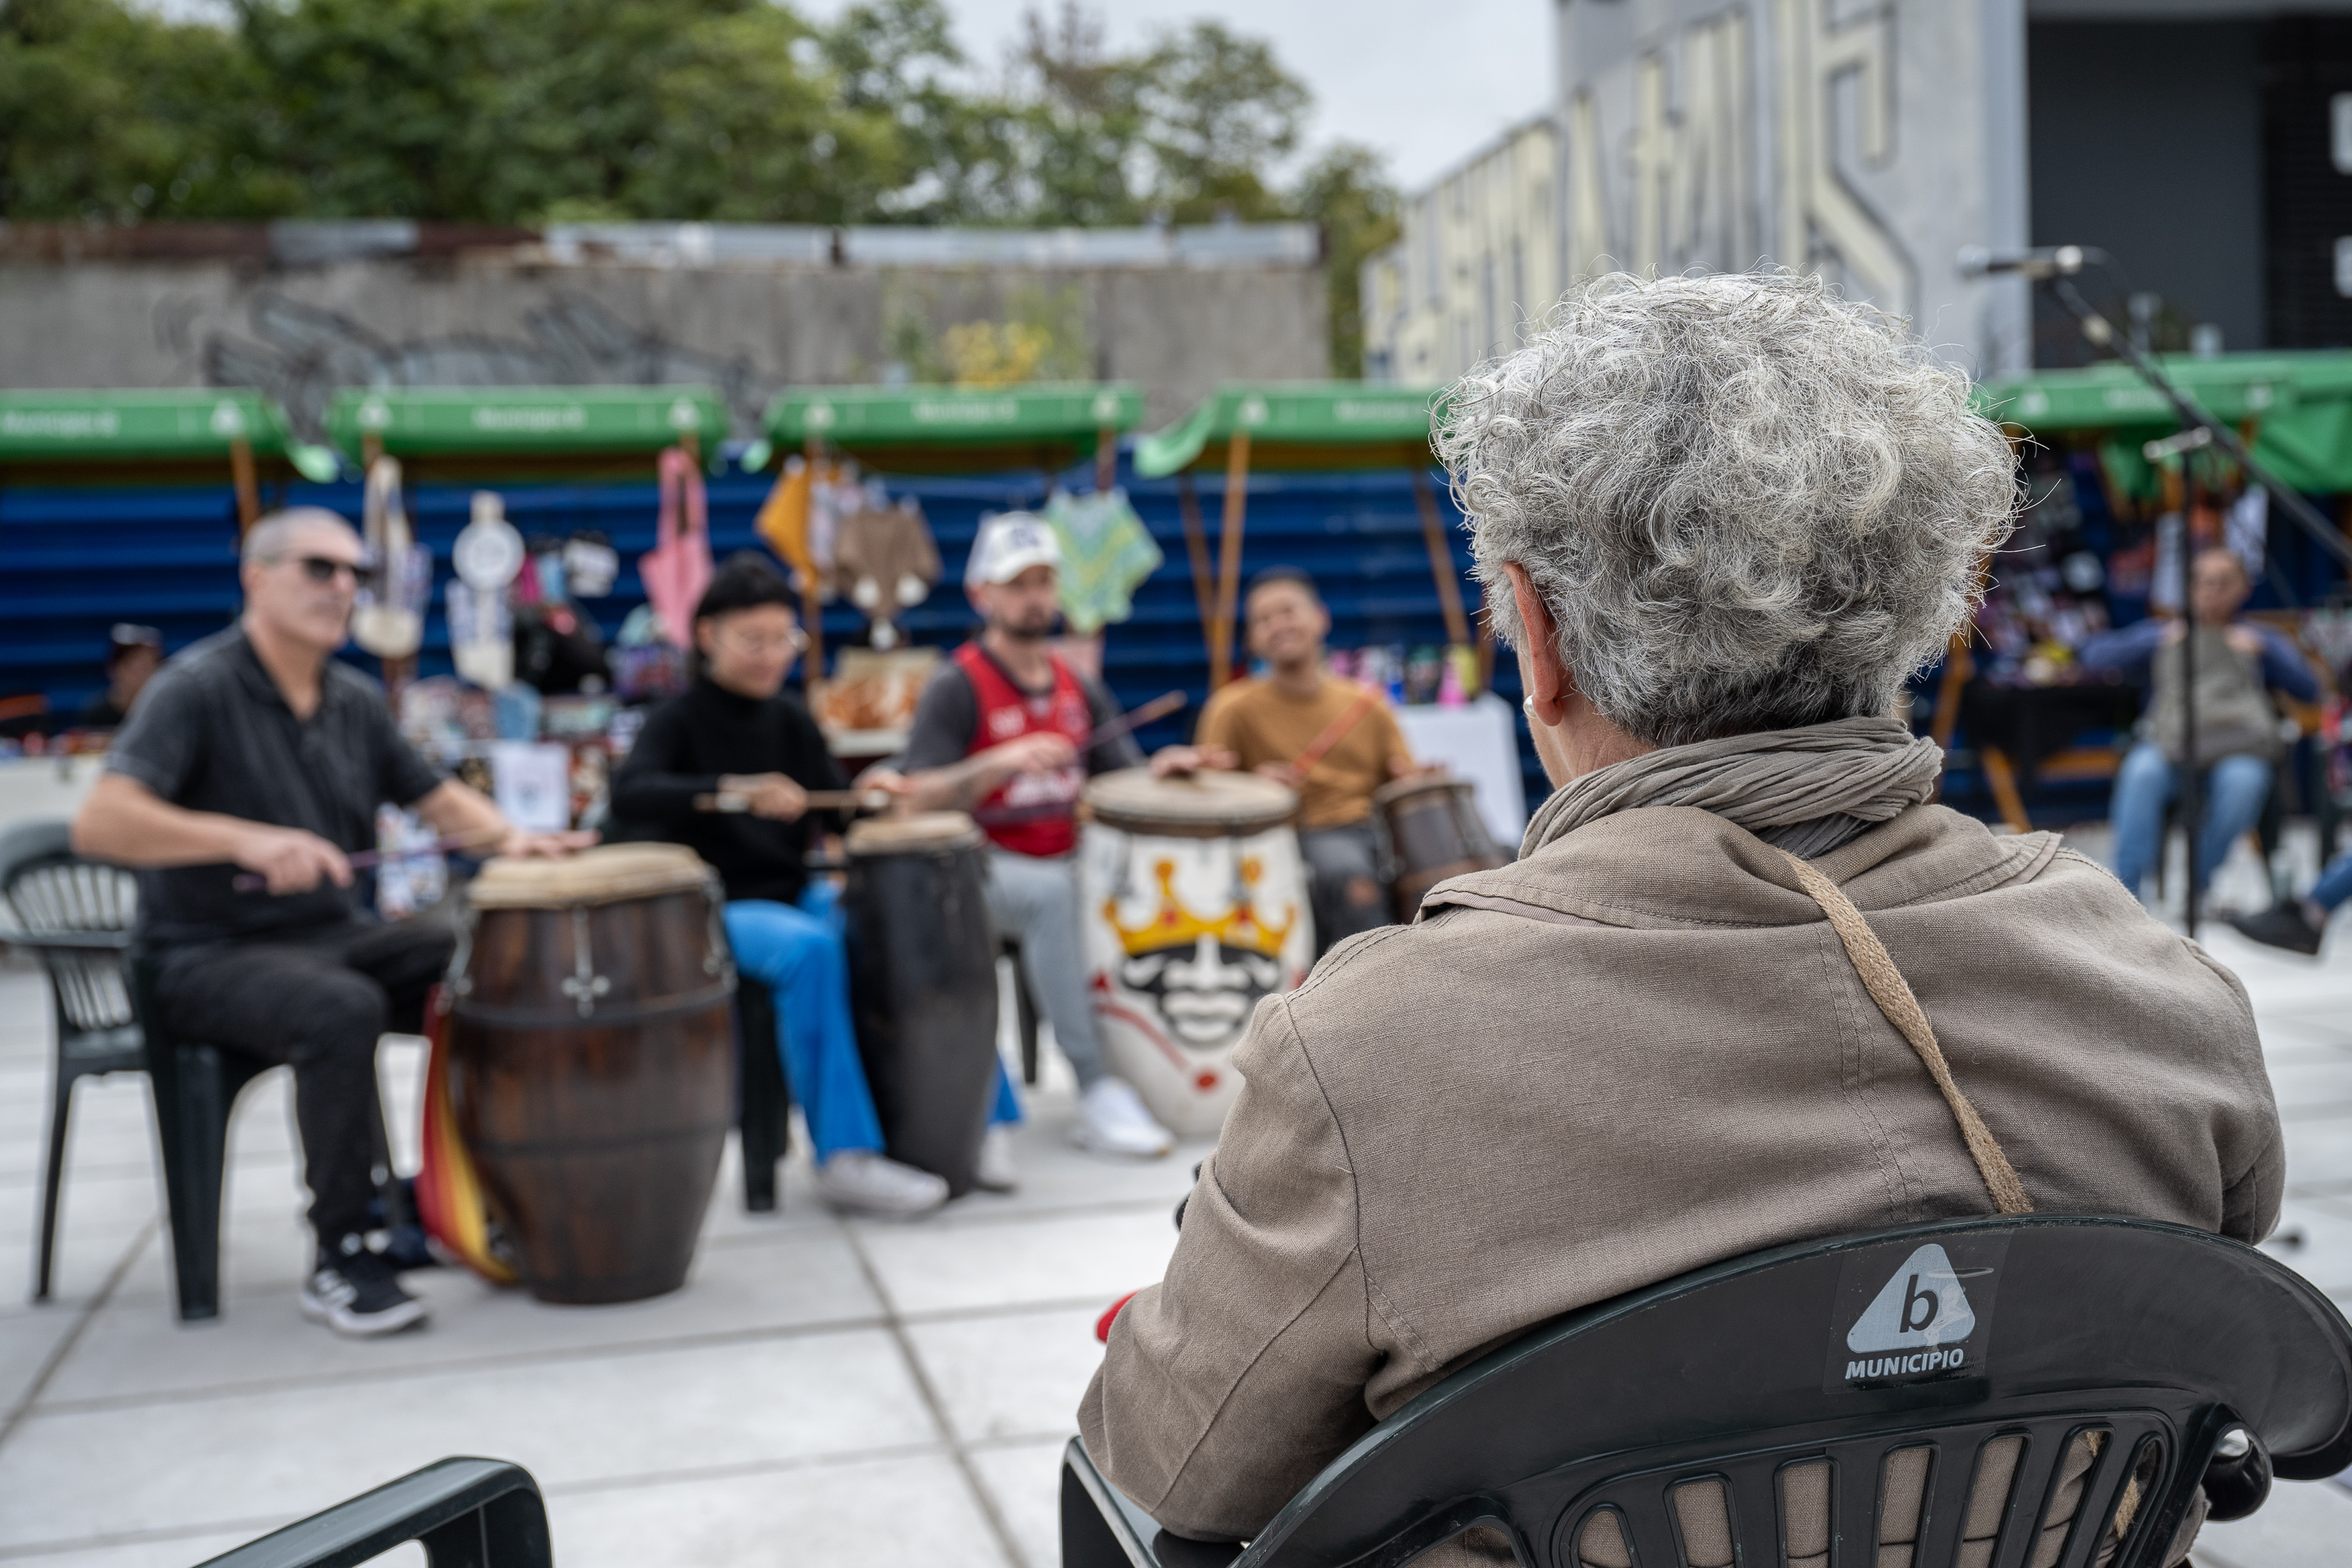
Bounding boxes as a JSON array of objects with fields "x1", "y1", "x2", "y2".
[
  {"x1": 439, "y1": 904, "x2": 478, "y2": 1011},
  {"x1": 702, "y1": 873, "x2": 735, "y2": 985},
  {"x1": 561, "y1": 906, "x2": 611, "y2": 1017}
]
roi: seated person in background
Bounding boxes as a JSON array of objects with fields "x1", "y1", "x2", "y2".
[
  {"x1": 76, "y1": 623, "x2": 164, "y2": 728},
  {"x1": 2231, "y1": 839, "x2": 2352, "y2": 955},
  {"x1": 1081, "y1": 274, "x2": 2279, "y2": 1565},
  {"x1": 1192, "y1": 568, "x2": 1421, "y2": 946},
  {"x1": 71, "y1": 508, "x2": 587, "y2": 1339},
  {"x1": 2081, "y1": 546, "x2": 2317, "y2": 903},
  {"x1": 608, "y1": 553, "x2": 1018, "y2": 1215},
  {"x1": 878, "y1": 514, "x2": 1217, "y2": 1159}
]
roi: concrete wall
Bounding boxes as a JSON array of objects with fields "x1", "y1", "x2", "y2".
[{"x1": 0, "y1": 246, "x2": 1329, "y2": 437}]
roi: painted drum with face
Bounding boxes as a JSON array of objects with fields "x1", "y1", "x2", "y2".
[{"x1": 1079, "y1": 769, "x2": 1313, "y2": 1137}]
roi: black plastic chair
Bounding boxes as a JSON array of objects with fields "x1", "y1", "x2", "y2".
[
  {"x1": 735, "y1": 976, "x2": 792, "y2": 1212},
  {"x1": 130, "y1": 940, "x2": 273, "y2": 1321},
  {"x1": 1064, "y1": 1214, "x2": 2352, "y2": 1568},
  {"x1": 193, "y1": 1457, "x2": 550, "y2": 1568},
  {"x1": 2, "y1": 819, "x2": 146, "y2": 1301},
  {"x1": 1, "y1": 816, "x2": 285, "y2": 1318},
  {"x1": 1002, "y1": 937, "x2": 1041, "y2": 1086}
]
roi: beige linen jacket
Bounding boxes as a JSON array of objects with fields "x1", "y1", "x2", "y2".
[{"x1": 1079, "y1": 803, "x2": 2281, "y2": 1552}]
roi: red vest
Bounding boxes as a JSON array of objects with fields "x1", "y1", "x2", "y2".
[{"x1": 954, "y1": 641, "x2": 1091, "y2": 857}]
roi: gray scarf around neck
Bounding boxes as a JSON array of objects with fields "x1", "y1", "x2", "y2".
[{"x1": 1519, "y1": 715, "x2": 1945, "y2": 860}]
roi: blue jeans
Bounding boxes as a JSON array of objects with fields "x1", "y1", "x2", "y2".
[
  {"x1": 2107, "y1": 741, "x2": 2273, "y2": 898},
  {"x1": 725, "y1": 884, "x2": 1018, "y2": 1165},
  {"x1": 2310, "y1": 847, "x2": 2352, "y2": 914}
]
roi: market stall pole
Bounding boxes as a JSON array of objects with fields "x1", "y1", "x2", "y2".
[
  {"x1": 759, "y1": 381, "x2": 1147, "y2": 753},
  {"x1": 0, "y1": 390, "x2": 337, "y2": 533},
  {"x1": 1131, "y1": 383, "x2": 1455, "y2": 688}
]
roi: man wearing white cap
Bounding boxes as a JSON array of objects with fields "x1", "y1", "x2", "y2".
[{"x1": 882, "y1": 513, "x2": 1211, "y2": 1159}]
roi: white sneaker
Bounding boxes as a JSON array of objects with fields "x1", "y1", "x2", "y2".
[
  {"x1": 818, "y1": 1150, "x2": 949, "y2": 1217},
  {"x1": 975, "y1": 1126, "x2": 1019, "y2": 1192},
  {"x1": 1072, "y1": 1077, "x2": 1175, "y2": 1159}
]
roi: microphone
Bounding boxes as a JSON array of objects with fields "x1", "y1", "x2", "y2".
[{"x1": 1956, "y1": 245, "x2": 2100, "y2": 280}]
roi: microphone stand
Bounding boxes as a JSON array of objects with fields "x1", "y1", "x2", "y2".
[
  {"x1": 2045, "y1": 276, "x2": 2352, "y2": 574},
  {"x1": 2039, "y1": 278, "x2": 2352, "y2": 935}
]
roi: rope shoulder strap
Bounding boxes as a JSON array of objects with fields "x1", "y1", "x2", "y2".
[{"x1": 1773, "y1": 847, "x2": 2034, "y2": 1217}]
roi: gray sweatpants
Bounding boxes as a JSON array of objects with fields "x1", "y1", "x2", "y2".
[{"x1": 983, "y1": 848, "x2": 1109, "y2": 1089}]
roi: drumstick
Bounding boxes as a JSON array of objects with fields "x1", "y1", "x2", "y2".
[
  {"x1": 230, "y1": 826, "x2": 510, "y2": 891},
  {"x1": 1287, "y1": 687, "x2": 1379, "y2": 780},
  {"x1": 696, "y1": 788, "x2": 892, "y2": 814},
  {"x1": 1083, "y1": 689, "x2": 1187, "y2": 750}
]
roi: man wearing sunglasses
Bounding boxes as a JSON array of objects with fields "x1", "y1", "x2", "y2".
[{"x1": 74, "y1": 506, "x2": 590, "y2": 1338}]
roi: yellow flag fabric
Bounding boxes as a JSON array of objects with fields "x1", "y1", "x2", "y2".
[{"x1": 755, "y1": 458, "x2": 817, "y2": 587}]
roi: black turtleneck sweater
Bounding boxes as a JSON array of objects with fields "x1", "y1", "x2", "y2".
[{"x1": 608, "y1": 678, "x2": 845, "y2": 905}]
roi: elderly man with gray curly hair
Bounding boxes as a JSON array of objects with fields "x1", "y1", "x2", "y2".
[{"x1": 1080, "y1": 273, "x2": 2279, "y2": 1564}]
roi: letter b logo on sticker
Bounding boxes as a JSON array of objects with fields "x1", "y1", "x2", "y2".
[
  {"x1": 1824, "y1": 1233, "x2": 2007, "y2": 1391},
  {"x1": 1849, "y1": 1244, "x2": 1976, "y2": 1352}
]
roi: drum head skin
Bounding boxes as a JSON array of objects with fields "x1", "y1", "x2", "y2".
[
  {"x1": 468, "y1": 842, "x2": 711, "y2": 908},
  {"x1": 1084, "y1": 768, "x2": 1298, "y2": 836},
  {"x1": 846, "y1": 811, "x2": 983, "y2": 855},
  {"x1": 1371, "y1": 771, "x2": 1470, "y2": 811}
]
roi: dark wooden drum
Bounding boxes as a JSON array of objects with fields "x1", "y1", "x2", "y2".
[
  {"x1": 844, "y1": 811, "x2": 1000, "y2": 1199},
  {"x1": 1373, "y1": 774, "x2": 1510, "y2": 920},
  {"x1": 447, "y1": 844, "x2": 734, "y2": 1305}
]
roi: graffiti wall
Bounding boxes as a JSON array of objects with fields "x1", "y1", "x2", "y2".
[{"x1": 0, "y1": 238, "x2": 1327, "y2": 435}]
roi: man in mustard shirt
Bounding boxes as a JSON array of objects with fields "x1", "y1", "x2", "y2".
[{"x1": 1195, "y1": 568, "x2": 1419, "y2": 950}]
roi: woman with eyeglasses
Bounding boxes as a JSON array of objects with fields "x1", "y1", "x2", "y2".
[{"x1": 608, "y1": 552, "x2": 1013, "y2": 1218}]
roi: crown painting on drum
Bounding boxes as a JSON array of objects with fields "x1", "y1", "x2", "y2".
[
  {"x1": 1100, "y1": 858, "x2": 1296, "y2": 1059},
  {"x1": 1103, "y1": 858, "x2": 1296, "y2": 960}
]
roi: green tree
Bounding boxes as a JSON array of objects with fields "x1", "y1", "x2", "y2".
[
  {"x1": 1292, "y1": 143, "x2": 1401, "y2": 378},
  {"x1": 0, "y1": 0, "x2": 292, "y2": 219},
  {"x1": 0, "y1": 0, "x2": 1400, "y2": 373}
]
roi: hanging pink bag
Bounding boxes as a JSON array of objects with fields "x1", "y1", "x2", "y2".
[{"x1": 638, "y1": 445, "x2": 713, "y2": 650}]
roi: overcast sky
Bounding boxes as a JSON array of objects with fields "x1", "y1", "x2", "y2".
[
  {"x1": 150, "y1": 0, "x2": 1557, "y2": 193},
  {"x1": 800, "y1": 0, "x2": 1558, "y2": 191}
]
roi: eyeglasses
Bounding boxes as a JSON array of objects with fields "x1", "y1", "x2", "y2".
[
  {"x1": 716, "y1": 626, "x2": 808, "y2": 656},
  {"x1": 275, "y1": 555, "x2": 363, "y2": 584}
]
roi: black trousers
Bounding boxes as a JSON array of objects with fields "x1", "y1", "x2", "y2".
[
  {"x1": 1300, "y1": 822, "x2": 1390, "y2": 956},
  {"x1": 153, "y1": 918, "x2": 456, "y2": 1247}
]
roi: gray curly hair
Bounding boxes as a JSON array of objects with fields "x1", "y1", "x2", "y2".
[{"x1": 1437, "y1": 270, "x2": 2015, "y2": 748}]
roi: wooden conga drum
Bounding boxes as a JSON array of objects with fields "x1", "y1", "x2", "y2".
[
  {"x1": 1078, "y1": 770, "x2": 1313, "y2": 1138},
  {"x1": 1373, "y1": 774, "x2": 1509, "y2": 920},
  {"x1": 844, "y1": 812, "x2": 1000, "y2": 1198},
  {"x1": 448, "y1": 844, "x2": 734, "y2": 1304}
]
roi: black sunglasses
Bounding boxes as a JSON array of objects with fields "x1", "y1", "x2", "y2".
[{"x1": 288, "y1": 555, "x2": 363, "y2": 584}]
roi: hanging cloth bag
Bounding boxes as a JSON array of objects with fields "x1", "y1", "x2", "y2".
[{"x1": 639, "y1": 445, "x2": 713, "y2": 650}]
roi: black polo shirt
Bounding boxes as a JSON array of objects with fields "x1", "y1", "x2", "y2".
[{"x1": 103, "y1": 626, "x2": 446, "y2": 946}]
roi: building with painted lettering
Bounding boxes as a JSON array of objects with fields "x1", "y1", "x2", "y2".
[
  {"x1": 1360, "y1": 119, "x2": 1561, "y2": 383},
  {"x1": 1365, "y1": 2, "x2": 2352, "y2": 383}
]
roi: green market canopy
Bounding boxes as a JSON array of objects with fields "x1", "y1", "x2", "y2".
[
  {"x1": 1131, "y1": 382, "x2": 1461, "y2": 685},
  {"x1": 0, "y1": 389, "x2": 337, "y2": 481},
  {"x1": 1972, "y1": 351, "x2": 2352, "y2": 499},
  {"x1": 760, "y1": 383, "x2": 1145, "y2": 473},
  {"x1": 1133, "y1": 381, "x2": 1448, "y2": 477},
  {"x1": 325, "y1": 386, "x2": 728, "y2": 472}
]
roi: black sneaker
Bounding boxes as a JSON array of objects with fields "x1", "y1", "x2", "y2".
[
  {"x1": 2228, "y1": 904, "x2": 2325, "y2": 957},
  {"x1": 301, "y1": 1236, "x2": 430, "y2": 1338}
]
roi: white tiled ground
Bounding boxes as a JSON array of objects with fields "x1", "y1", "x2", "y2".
[
  {"x1": 0, "y1": 952, "x2": 1203, "y2": 1568},
  {"x1": 3, "y1": 877, "x2": 2350, "y2": 1568}
]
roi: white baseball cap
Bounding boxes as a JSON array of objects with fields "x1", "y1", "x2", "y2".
[{"x1": 964, "y1": 512, "x2": 1063, "y2": 587}]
